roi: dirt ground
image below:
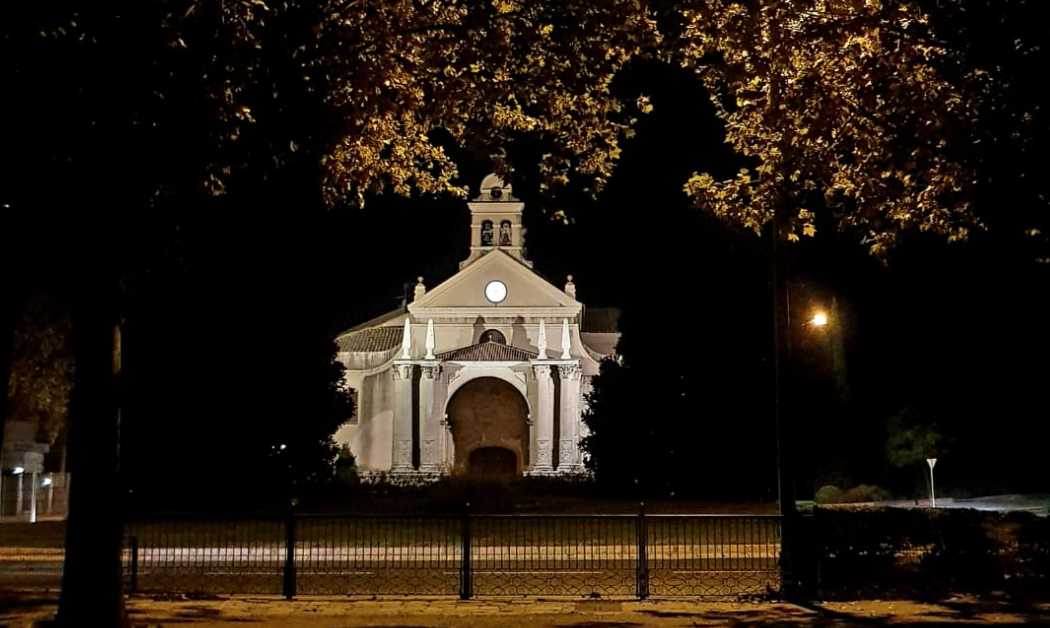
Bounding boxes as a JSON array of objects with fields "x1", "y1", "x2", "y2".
[{"x1": 4, "y1": 593, "x2": 1050, "y2": 628}]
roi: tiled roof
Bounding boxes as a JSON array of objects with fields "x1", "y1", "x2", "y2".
[
  {"x1": 437, "y1": 341, "x2": 538, "y2": 362},
  {"x1": 336, "y1": 326, "x2": 403, "y2": 353},
  {"x1": 341, "y1": 308, "x2": 405, "y2": 334},
  {"x1": 583, "y1": 307, "x2": 621, "y2": 333}
]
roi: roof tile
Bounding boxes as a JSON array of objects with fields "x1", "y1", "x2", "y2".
[
  {"x1": 336, "y1": 326, "x2": 403, "y2": 353},
  {"x1": 437, "y1": 342, "x2": 538, "y2": 362}
]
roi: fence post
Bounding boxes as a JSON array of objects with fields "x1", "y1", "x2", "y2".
[
  {"x1": 129, "y1": 536, "x2": 139, "y2": 594},
  {"x1": 795, "y1": 512, "x2": 818, "y2": 599},
  {"x1": 636, "y1": 503, "x2": 649, "y2": 599},
  {"x1": 460, "y1": 503, "x2": 472, "y2": 600},
  {"x1": 283, "y1": 505, "x2": 297, "y2": 599}
]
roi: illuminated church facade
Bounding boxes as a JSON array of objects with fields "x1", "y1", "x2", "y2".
[{"x1": 333, "y1": 175, "x2": 619, "y2": 479}]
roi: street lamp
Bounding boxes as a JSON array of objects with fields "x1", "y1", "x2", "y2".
[
  {"x1": 775, "y1": 286, "x2": 842, "y2": 599},
  {"x1": 926, "y1": 458, "x2": 937, "y2": 508}
]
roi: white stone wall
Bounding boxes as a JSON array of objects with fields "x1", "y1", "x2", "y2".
[
  {"x1": 335, "y1": 318, "x2": 607, "y2": 477},
  {"x1": 334, "y1": 368, "x2": 395, "y2": 472}
]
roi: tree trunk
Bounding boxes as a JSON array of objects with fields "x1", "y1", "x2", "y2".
[
  {"x1": 56, "y1": 288, "x2": 126, "y2": 626},
  {"x1": 0, "y1": 294, "x2": 19, "y2": 455}
]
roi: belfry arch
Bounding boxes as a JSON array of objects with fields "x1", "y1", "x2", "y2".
[{"x1": 446, "y1": 377, "x2": 530, "y2": 477}]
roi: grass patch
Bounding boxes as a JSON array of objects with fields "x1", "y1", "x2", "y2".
[{"x1": 0, "y1": 521, "x2": 66, "y2": 548}]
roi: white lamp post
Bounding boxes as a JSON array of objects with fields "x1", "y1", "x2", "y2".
[
  {"x1": 12, "y1": 467, "x2": 25, "y2": 517},
  {"x1": 926, "y1": 458, "x2": 937, "y2": 508}
]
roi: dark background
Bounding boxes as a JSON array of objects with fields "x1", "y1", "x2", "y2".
[{"x1": 110, "y1": 59, "x2": 1050, "y2": 502}]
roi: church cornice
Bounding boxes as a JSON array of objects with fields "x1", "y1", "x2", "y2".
[
  {"x1": 408, "y1": 306, "x2": 582, "y2": 320},
  {"x1": 530, "y1": 359, "x2": 580, "y2": 366},
  {"x1": 467, "y1": 201, "x2": 525, "y2": 214}
]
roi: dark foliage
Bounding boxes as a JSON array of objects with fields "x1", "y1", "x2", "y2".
[{"x1": 814, "y1": 507, "x2": 1050, "y2": 599}]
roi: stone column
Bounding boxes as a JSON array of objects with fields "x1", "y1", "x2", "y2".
[
  {"x1": 418, "y1": 364, "x2": 442, "y2": 477},
  {"x1": 558, "y1": 364, "x2": 583, "y2": 473},
  {"x1": 29, "y1": 472, "x2": 38, "y2": 523},
  {"x1": 391, "y1": 364, "x2": 415, "y2": 475},
  {"x1": 530, "y1": 365, "x2": 555, "y2": 475},
  {"x1": 440, "y1": 413, "x2": 454, "y2": 473},
  {"x1": 14, "y1": 474, "x2": 23, "y2": 516}
]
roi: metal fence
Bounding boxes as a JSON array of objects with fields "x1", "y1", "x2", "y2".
[
  {"x1": 9, "y1": 508, "x2": 1046, "y2": 600},
  {"x1": 121, "y1": 511, "x2": 782, "y2": 599}
]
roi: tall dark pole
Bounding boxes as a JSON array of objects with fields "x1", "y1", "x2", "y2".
[
  {"x1": 763, "y1": 0, "x2": 803, "y2": 601},
  {"x1": 773, "y1": 212, "x2": 795, "y2": 522},
  {"x1": 772, "y1": 206, "x2": 804, "y2": 603}
]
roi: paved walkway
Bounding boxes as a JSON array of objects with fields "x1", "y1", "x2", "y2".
[{"x1": 4, "y1": 594, "x2": 1050, "y2": 628}]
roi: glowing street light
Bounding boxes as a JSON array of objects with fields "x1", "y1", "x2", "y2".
[{"x1": 809, "y1": 311, "x2": 828, "y2": 327}]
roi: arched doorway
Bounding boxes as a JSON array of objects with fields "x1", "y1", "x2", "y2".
[
  {"x1": 446, "y1": 377, "x2": 530, "y2": 477},
  {"x1": 468, "y1": 447, "x2": 518, "y2": 481}
]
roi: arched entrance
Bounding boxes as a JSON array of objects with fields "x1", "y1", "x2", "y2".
[
  {"x1": 446, "y1": 377, "x2": 530, "y2": 477},
  {"x1": 468, "y1": 447, "x2": 518, "y2": 481}
]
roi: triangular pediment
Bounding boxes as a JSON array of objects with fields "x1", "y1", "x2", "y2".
[{"x1": 410, "y1": 249, "x2": 580, "y2": 315}]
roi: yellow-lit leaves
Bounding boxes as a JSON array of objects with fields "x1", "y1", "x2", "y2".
[
  {"x1": 183, "y1": 0, "x2": 659, "y2": 206},
  {"x1": 675, "y1": 0, "x2": 985, "y2": 257}
]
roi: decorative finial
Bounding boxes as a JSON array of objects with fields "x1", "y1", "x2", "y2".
[
  {"x1": 537, "y1": 320, "x2": 548, "y2": 360},
  {"x1": 425, "y1": 319, "x2": 436, "y2": 360},
  {"x1": 565, "y1": 274, "x2": 576, "y2": 299},
  {"x1": 401, "y1": 319, "x2": 411, "y2": 359},
  {"x1": 477, "y1": 173, "x2": 514, "y2": 201},
  {"x1": 414, "y1": 276, "x2": 426, "y2": 302},
  {"x1": 561, "y1": 318, "x2": 571, "y2": 359}
]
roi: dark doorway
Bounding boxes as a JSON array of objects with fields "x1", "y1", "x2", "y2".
[
  {"x1": 446, "y1": 377, "x2": 530, "y2": 476},
  {"x1": 468, "y1": 447, "x2": 518, "y2": 481}
]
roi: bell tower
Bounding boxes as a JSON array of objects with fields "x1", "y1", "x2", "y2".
[{"x1": 460, "y1": 173, "x2": 532, "y2": 269}]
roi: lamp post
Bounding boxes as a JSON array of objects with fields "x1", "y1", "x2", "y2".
[
  {"x1": 775, "y1": 279, "x2": 837, "y2": 600},
  {"x1": 771, "y1": 208, "x2": 802, "y2": 600},
  {"x1": 12, "y1": 466, "x2": 25, "y2": 517},
  {"x1": 926, "y1": 458, "x2": 937, "y2": 508}
]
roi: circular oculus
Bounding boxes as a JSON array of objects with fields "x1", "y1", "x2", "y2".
[{"x1": 485, "y1": 279, "x2": 508, "y2": 303}]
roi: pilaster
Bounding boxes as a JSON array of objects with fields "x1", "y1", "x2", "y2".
[
  {"x1": 390, "y1": 363, "x2": 415, "y2": 474},
  {"x1": 529, "y1": 364, "x2": 555, "y2": 475},
  {"x1": 418, "y1": 363, "x2": 443, "y2": 476},
  {"x1": 558, "y1": 364, "x2": 584, "y2": 473}
]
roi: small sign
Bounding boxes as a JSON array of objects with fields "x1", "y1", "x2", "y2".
[{"x1": 926, "y1": 458, "x2": 937, "y2": 470}]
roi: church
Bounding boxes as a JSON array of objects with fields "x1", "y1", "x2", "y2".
[{"x1": 334, "y1": 175, "x2": 620, "y2": 480}]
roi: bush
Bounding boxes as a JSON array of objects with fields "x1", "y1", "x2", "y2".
[
  {"x1": 814, "y1": 507, "x2": 1050, "y2": 599},
  {"x1": 423, "y1": 477, "x2": 515, "y2": 513},
  {"x1": 814, "y1": 485, "x2": 844, "y2": 504},
  {"x1": 840, "y1": 484, "x2": 891, "y2": 503},
  {"x1": 335, "y1": 445, "x2": 359, "y2": 486},
  {"x1": 814, "y1": 484, "x2": 890, "y2": 504}
]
